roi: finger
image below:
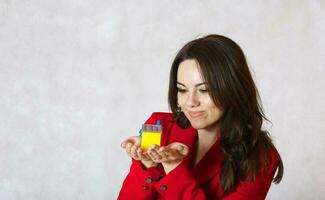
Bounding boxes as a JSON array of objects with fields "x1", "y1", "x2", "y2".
[
  {"x1": 181, "y1": 147, "x2": 189, "y2": 156},
  {"x1": 120, "y1": 140, "x2": 129, "y2": 148},
  {"x1": 158, "y1": 151, "x2": 170, "y2": 162},
  {"x1": 125, "y1": 143, "x2": 133, "y2": 156},
  {"x1": 130, "y1": 145, "x2": 139, "y2": 158},
  {"x1": 121, "y1": 136, "x2": 141, "y2": 147},
  {"x1": 177, "y1": 145, "x2": 189, "y2": 156},
  {"x1": 160, "y1": 146, "x2": 176, "y2": 156},
  {"x1": 144, "y1": 150, "x2": 154, "y2": 161},
  {"x1": 158, "y1": 146, "x2": 169, "y2": 154},
  {"x1": 147, "y1": 147, "x2": 162, "y2": 162},
  {"x1": 149, "y1": 144, "x2": 160, "y2": 151},
  {"x1": 168, "y1": 143, "x2": 189, "y2": 156},
  {"x1": 155, "y1": 147, "x2": 173, "y2": 162},
  {"x1": 146, "y1": 152, "x2": 156, "y2": 162},
  {"x1": 131, "y1": 136, "x2": 141, "y2": 146},
  {"x1": 137, "y1": 148, "x2": 147, "y2": 160},
  {"x1": 141, "y1": 152, "x2": 151, "y2": 161},
  {"x1": 148, "y1": 145, "x2": 160, "y2": 156},
  {"x1": 137, "y1": 148, "x2": 143, "y2": 154},
  {"x1": 165, "y1": 152, "x2": 178, "y2": 162},
  {"x1": 147, "y1": 147, "x2": 158, "y2": 157},
  {"x1": 158, "y1": 147, "x2": 170, "y2": 158},
  {"x1": 161, "y1": 147, "x2": 183, "y2": 163}
]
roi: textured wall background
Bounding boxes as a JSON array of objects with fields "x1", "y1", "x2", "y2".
[{"x1": 1, "y1": 0, "x2": 324, "y2": 199}]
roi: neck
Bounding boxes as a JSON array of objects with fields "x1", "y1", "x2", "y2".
[
  {"x1": 197, "y1": 124, "x2": 220, "y2": 143},
  {"x1": 192, "y1": 124, "x2": 220, "y2": 167}
]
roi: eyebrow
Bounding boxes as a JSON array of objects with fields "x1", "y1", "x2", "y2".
[{"x1": 177, "y1": 82, "x2": 207, "y2": 87}]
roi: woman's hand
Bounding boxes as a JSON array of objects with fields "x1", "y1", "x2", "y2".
[
  {"x1": 146, "y1": 142, "x2": 189, "y2": 174},
  {"x1": 120, "y1": 136, "x2": 157, "y2": 168}
]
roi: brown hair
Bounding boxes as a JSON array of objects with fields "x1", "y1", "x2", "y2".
[{"x1": 168, "y1": 34, "x2": 283, "y2": 194}]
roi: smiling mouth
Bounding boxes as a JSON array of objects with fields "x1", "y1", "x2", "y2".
[{"x1": 188, "y1": 111, "x2": 205, "y2": 118}]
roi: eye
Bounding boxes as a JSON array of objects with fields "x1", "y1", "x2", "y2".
[
  {"x1": 198, "y1": 89, "x2": 209, "y2": 93},
  {"x1": 177, "y1": 88, "x2": 187, "y2": 93}
]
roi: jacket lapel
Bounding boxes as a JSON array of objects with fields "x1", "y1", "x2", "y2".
[
  {"x1": 166, "y1": 120, "x2": 223, "y2": 185},
  {"x1": 192, "y1": 138, "x2": 224, "y2": 184}
]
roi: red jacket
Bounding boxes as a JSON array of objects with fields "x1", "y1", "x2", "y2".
[{"x1": 118, "y1": 112, "x2": 279, "y2": 200}]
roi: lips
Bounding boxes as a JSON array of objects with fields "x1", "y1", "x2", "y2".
[{"x1": 188, "y1": 111, "x2": 205, "y2": 118}]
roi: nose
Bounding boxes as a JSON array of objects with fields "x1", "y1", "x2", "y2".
[{"x1": 185, "y1": 91, "x2": 199, "y2": 107}]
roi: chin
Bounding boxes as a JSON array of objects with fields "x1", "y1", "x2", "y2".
[
  {"x1": 188, "y1": 121, "x2": 206, "y2": 130},
  {"x1": 188, "y1": 118, "x2": 220, "y2": 131}
]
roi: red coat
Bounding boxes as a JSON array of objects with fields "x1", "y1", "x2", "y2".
[{"x1": 118, "y1": 112, "x2": 279, "y2": 200}]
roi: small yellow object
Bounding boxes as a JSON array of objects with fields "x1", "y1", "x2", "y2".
[{"x1": 140, "y1": 124, "x2": 162, "y2": 150}]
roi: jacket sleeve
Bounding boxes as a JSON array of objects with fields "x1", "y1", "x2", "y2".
[
  {"x1": 152, "y1": 162, "x2": 210, "y2": 200},
  {"x1": 117, "y1": 113, "x2": 165, "y2": 200},
  {"x1": 151, "y1": 150, "x2": 280, "y2": 200},
  {"x1": 117, "y1": 159, "x2": 164, "y2": 200}
]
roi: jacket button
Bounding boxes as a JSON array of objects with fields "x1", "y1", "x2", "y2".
[
  {"x1": 143, "y1": 185, "x2": 149, "y2": 190},
  {"x1": 160, "y1": 185, "x2": 168, "y2": 191},
  {"x1": 146, "y1": 177, "x2": 153, "y2": 183}
]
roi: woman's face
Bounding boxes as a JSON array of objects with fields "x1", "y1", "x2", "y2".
[{"x1": 177, "y1": 59, "x2": 223, "y2": 131}]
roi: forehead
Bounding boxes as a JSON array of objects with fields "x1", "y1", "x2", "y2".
[{"x1": 177, "y1": 59, "x2": 204, "y2": 84}]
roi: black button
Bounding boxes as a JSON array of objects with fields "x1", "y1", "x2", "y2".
[
  {"x1": 160, "y1": 185, "x2": 168, "y2": 191},
  {"x1": 146, "y1": 177, "x2": 153, "y2": 183},
  {"x1": 143, "y1": 185, "x2": 149, "y2": 190}
]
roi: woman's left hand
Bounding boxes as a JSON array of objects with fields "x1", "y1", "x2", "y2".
[{"x1": 146, "y1": 142, "x2": 189, "y2": 174}]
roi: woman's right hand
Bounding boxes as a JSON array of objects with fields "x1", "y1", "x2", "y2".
[{"x1": 120, "y1": 136, "x2": 157, "y2": 168}]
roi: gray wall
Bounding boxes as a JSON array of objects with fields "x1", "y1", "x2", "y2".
[{"x1": 1, "y1": 0, "x2": 324, "y2": 199}]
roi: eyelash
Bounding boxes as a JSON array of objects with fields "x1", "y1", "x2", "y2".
[
  {"x1": 198, "y1": 89, "x2": 209, "y2": 93},
  {"x1": 177, "y1": 88, "x2": 187, "y2": 93},
  {"x1": 177, "y1": 88, "x2": 209, "y2": 93}
]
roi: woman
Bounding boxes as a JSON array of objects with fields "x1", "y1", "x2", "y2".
[{"x1": 118, "y1": 34, "x2": 283, "y2": 199}]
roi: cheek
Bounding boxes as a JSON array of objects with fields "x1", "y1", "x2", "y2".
[
  {"x1": 177, "y1": 94, "x2": 186, "y2": 105},
  {"x1": 202, "y1": 97, "x2": 215, "y2": 108},
  {"x1": 204, "y1": 99, "x2": 222, "y2": 116},
  {"x1": 210, "y1": 107, "x2": 223, "y2": 120}
]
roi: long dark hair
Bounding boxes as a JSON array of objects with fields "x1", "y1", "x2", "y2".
[{"x1": 168, "y1": 34, "x2": 283, "y2": 194}]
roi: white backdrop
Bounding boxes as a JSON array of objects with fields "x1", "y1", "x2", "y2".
[{"x1": 1, "y1": 0, "x2": 324, "y2": 199}]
